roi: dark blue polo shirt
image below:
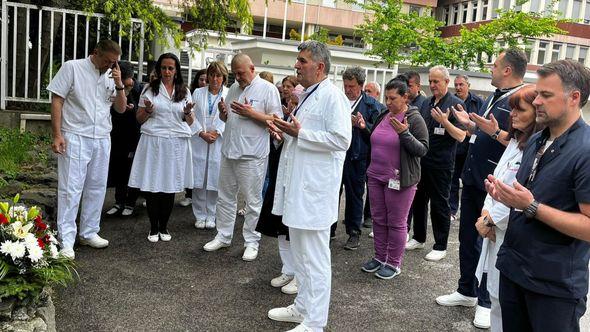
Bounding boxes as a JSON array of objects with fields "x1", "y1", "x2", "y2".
[
  {"x1": 411, "y1": 93, "x2": 427, "y2": 110},
  {"x1": 420, "y1": 92, "x2": 466, "y2": 170},
  {"x1": 461, "y1": 87, "x2": 518, "y2": 191},
  {"x1": 456, "y1": 92, "x2": 484, "y2": 155},
  {"x1": 496, "y1": 118, "x2": 590, "y2": 299}
]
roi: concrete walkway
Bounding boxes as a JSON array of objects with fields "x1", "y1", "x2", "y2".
[{"x1": 54, "y1": 191, "x2": 590, "y2": 331}]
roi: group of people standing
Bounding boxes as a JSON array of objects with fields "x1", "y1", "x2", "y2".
[{"x1": 48, "y1": 39, "x2": 590, "y2": 332}]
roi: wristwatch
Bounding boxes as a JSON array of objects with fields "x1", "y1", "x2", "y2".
[
  {"x1": 115, "y1": 86, "x2": 125, "y2": 91},
  {"x1": 491, "y1": 128, "x2": 501, "y2": 140},
  {"x1": 483, "y1": 215, "x2": 495, "y2": 227},
  {"x1": 523, "y1": 200, "x2": 540, "y2": 219}
]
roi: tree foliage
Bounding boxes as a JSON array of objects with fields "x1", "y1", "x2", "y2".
[{"x1": 352, "y1": 0, "x2": 568, "y2": 70}]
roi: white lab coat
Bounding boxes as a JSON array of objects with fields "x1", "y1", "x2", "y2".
[
  {"x1": 273, "y1": 78, "x2": 352, "y2": 230},
  {"x1": 190, "y1": 86, "x2": 228, "y2": 190}
]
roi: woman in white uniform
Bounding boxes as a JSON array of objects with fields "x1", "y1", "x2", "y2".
[
  {"x1": 129, "y1": 53, "x2": 195, "y2": 242},
  {"x1": 191, "y1": 61, "x2": 228, "y2": 229},
  {"x1": 475, "y1": 84, "x2": 540, "y2": 331}
]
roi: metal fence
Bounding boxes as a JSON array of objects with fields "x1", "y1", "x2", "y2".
[{"x1": 0, "y1": 0, "x2": 146, "y2": 109}]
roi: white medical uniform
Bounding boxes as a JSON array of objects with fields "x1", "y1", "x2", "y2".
[
  {"x1": 128, "y1": 85, "x2": 193, "y2": 193},
  {"x1": 475, "y1": 138, "x2": 523, "y2": 332},
  {"x1": 47, "y1": 57, "x2": 117, "y2": 250},
  {"x1": 190, "y1": 86, "x2": 227, "y2": 222},
  {"x1": 214, "y1": 76, "x2": 282, "y2": 249},
  {"x1": 273, "y1": 78, "x2": 352, "y2": 330}
]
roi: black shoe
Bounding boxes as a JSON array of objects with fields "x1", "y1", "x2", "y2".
[
  {"x1": 344, "y1": 234, "x2": 360, "y2": 250},
  {"x1": 363, "y1": 217, "x2": 373, "y2": 228}
]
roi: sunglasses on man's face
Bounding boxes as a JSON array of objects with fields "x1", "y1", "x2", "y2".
[{"x1": 160, "y1": 66, "x2": 175, "y2": 71}]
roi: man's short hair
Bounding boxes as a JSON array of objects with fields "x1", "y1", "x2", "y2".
[
  {"x1": 96, "y1": 40, "x2": 121, "y2": 55},
  {"x1": 342, "y1": 67, "x2": 366, "y2": 86},
  {"x1": 501, "y1": 48, "x2": 528, "y2": 80},
  {"x1": 455, "y1": 74, "x2": 470, "y2": 83},
  {"x1": 298, "y1": 41, "x2": 331, "y2": 75},
  {"x1": 405, "y1": 70, "x2": 421, "y2": 84},
  {"x1": 118, "y1": 61, "x2": 134, "y2": 81},
  {"x1": 537, "y1": 60, "x2": 590, "y2": 108},
  {"x1": 429, "y1": 65, "x2": 450, "y2": 80},
  {"x1": 366, "y1": 81, "x2": 381, "y2": 93}
]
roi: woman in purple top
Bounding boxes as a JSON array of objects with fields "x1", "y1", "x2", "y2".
[{"x1": 359, "y1": 77, "x2": 429, "y2": 279}]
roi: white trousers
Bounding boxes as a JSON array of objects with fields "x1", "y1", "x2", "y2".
[
  {"x1": 490, "y1": 295, "x2": 502, "y2": 332},
  {"x1": 192, "y1": 188, "x2": 218, "y2": 222},
  {"x1": 278, "y1": 235, "x2": 295, "y2": 276},
  {"x1": 215, "y1": 156, "x2": 267, "y2": 249},
  {"x1": 290, "y1": 227, "x2": 331, "y2": 330},
  {"x1": 57, "y1": 132, "x2": 110, "y2": 249}
]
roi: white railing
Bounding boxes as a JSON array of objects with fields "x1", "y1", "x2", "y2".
[{"x1": 0, "y1": 1, "x2": 146, "y2": 109}]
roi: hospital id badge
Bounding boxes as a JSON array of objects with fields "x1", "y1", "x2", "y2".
[
  {"x1": 469, "y1": 134, "x2": 477, "y2": 144},
  {"x1": 388, "y1": 178, "x2": 400, "y2": 190},
  {"x1": 434, "y1": 127, "x2": 445, "y2": 135}
]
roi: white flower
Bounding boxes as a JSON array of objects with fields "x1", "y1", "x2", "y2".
[
  {"x1": 27, "y1": 243, "x2": 44, "y2": 263},
  {"x1": 24, "y1": 233, "x2": 38, "y2": 247},
  {"x1": 1, "y1": 240, "x2": 26, "y2": 260},
  {"x1": 9, "y1": 206, "x2": 27, "y2": 222},
  {"x1": 48, "y1": 234, "x2": 58, "y2": 244},
  {"x1": 49, "y1": 244, "x2": 59, "y2": 259},
  {"x1": 11, "y1": 221, "x2": 34, "y2": 239}
]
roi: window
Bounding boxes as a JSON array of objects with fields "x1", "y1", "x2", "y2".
[
  {"x1": 530, "y1": 0, "x2": 540, "y2": 13},
  {"x1": 537, "y1": 42, "x2": 548, "y2": 65},
  {"x1": 565, "y1": 45, "x2": 575, "y2": 60},
  {"x1": 579, "y1": 47, "x2": 588, "y2": 64},
  {"x1": 462, "y1": 2, "x2": 469, "y2": 23},
  {"x1": 492, "y1": 0, "x2": 500, "y2": 18},
  {"x1": 453, "y1": 4, "x2": 460, "y2": 24},
  {"x1": 322, "y1": 0, "x2": 336, "y2": 7},
  {"x1": 572, "y1": 0, "x2": 582, "y2": 19},
  {"x1": 482, "y1": 0, "x2": 489, "y2": 19},
  {"x1": 351, "y1": 0, "x2": 364, "y2": 11},
  {"x1": 585, "y1": 0, "x2": 590, "y2": 23},
  {"x1": 551, "y1": 43, "x2": 562, "y2": 62},
  {"x1": 409, "y1": 5, "x2": 421, "y2": 15},
  {"x1": 472, "y1": 1, "x2": 479, "y2": 21},
  {"x1": 558, "y1": 0, "x2": 568, "y2": 18},
  {"x1": 443, "y1": 7, "x2": 450, "y2": 24}
]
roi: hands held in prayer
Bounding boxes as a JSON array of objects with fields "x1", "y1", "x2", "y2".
[
  {"x1": 199, "y1": 131, "x2": 218, "y2": 144},
  {"x1": 431, "y1": 107, "x2": 450, "y2": 125},
  {"x1": 390, "y1": 116, "x2": 408, "y2": 134},
  {"x1": 471, "y1": 113, "x2": 499, "y2": 136},
  {"x1": 231, "y1": 98, "x2": 255, "y2": 118},
  {"x1": 272, "y1": 113, "x2": 301, "y2": 138},
  {"x1": 475, "y1": 210, "x2": 496, "y2": 242},
  {"x1": 352, "y1": 113, "x2": 366, "y2": 129},
  {"x1": 451, "y1": 105, "x2": 471, "y2": 127},
  {"x1": 485, "y1": 175, "x2": 534, "y2": 211},
  {"x1": 267, "y1": 116, "x2": 284, "y2": 142},
  {"x1": 219, "y1": 97, "x2": 228, "y2": 122}
]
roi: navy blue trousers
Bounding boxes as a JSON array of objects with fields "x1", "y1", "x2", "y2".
[{"x1": 341, "y1": 158, "x2": 367, "y2": 235}]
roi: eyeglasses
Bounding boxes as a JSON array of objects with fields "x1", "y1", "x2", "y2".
[{"x1": 160, "y1": 66, "x2": 175, "y2": 71}]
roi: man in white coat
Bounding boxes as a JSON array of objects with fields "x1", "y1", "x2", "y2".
[
  {"x1": 203, "y1": 53, "x2": 282, "y2": 261},
  {"x1": 267, "y1": 41, "x2": 352, "y2": 332},
  {"x1": 47, "y1": 40, "x2": 127, "y2": 259}
]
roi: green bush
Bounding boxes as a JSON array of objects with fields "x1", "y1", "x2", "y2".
[{"x1": 0, "y1": 128, "x2": 36, "y2": 179}]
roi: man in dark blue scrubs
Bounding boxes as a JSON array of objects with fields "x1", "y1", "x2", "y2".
[
  {"x1": 436, "y1": 49, "x2": 527, "y2": 329},
  {"x1": 490, "y1": 60, "x2": 590, "y2": 332}
]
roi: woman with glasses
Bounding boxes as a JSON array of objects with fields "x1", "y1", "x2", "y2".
[{"x1": 129, "y1": 53, "x2": 195, "y2": 242}]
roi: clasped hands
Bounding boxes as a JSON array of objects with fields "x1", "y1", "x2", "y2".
[
  {"x1": 267, "y1": 113, "x2": 301, "y2": 141},
  {"x1": 199, "y1": 131, "x2": 219, "y2": 144}
]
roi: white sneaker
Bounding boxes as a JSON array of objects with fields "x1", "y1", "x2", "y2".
[
  {"x1": 203, "y1": 238, "x2": 230, "y2": 252},
  {"x1": 79, "y1": 235, "x2": 109, "y2": 248},
  {"x1": 424, "y1": 249, "x2": 447, "y2": 261},
  {"x1": 368, "y1": 231, "x2": 374, "y2": 238},
  {"x1": 105, "y1": 205, "x2": 121, "y2": 216},
  {"x1": 194, "y1": 219, "x2": 206, "y2": 229},
  {"x1": 242, "y1": 246, "x2": 258, "y2": 261},
  {"x1": 159, "y1": 232, "x2": 172, "y2": 242},
  {"x1": 287, "y1": 323, "x2": 314, "y2": 332},
  {"x1": 60, "y1": 248, "x2": 75, "y2": 259},
  {"x1": 205, "y1": 219, "x2": 215, "y2": 229},
  {"x1": 436, "y1": 291, "x2": 477, "y2": 307},
  {"x1": 147, "y1": 233, "x2": 159, "y2": 243},
  {"x1": 179, "y1": 197, "x2": 192, "y2": 207},
  {"x1": 405, "y1": 239, "x2": 425, "y2": 250},
  {"x1": 281, "y1": 278, "x2": 298, "y2": 295},
  {"x1": 473, "y1": 305, "x2": 491, "y2": 329},
  {"x1": 268, "y1": 304, "x2": 304, "y2": 323},
  {"x1": 271, "y1": 274, "x2": 294, "y2": 288},
  {"x1": 121, "y1": 207, "x2": 134, "y2": 216}
]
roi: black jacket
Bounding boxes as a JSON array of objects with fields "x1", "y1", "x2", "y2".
[{"x1": 347, "y1": 92, "x2": 383, "y2": 161}]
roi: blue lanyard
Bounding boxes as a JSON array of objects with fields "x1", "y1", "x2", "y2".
[
  {"x1": 207, "y1": 89, "x2": 222, "y2": 116},
  {"x1": 292, "y1": 82, "x2": 321, "y2": 118}
]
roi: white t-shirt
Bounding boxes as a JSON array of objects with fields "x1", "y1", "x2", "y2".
[
  {"x1": 221, "y1": 75, "x2": 282, "y2": 159},
  {"x1": 46, "y1": 57, "x2": 116, "y2": 139},
  {"x1": 138, "y1": 84, "x2": 193, "y2": 138}
]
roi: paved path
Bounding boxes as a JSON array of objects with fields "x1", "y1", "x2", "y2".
[{"x1": 54, "y1": 191, "x2": 590, "y2": 331}]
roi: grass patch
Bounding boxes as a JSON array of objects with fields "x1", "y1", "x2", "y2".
[{"x1": 0, "y1": 127, "x2": 50, "y2": 185}]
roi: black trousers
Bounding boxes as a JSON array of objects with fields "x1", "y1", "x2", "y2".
[
  {"x1": 449, "y1": 153, "x2": 467, "y2": 215},
  {"x1": 458, "y1": 184, "x2": 490, "y2": 307},
  {"x1": 499, "y1": 273, "x2": 586, "y2": 332},
  {"x1": 114, "y1": 184, "x2": 139, "y2": 208},
  {"x1": 411, "y1": 167, "x2": 452, "y2": 251},
  {"x1": 341, "y1": 158, "x2": 367, "y2": 235},
  {"x1": 145, "y1": 192, "x2": 175, "y2": 234}
]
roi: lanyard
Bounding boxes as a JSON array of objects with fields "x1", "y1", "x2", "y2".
[
  {"x1": 526, "y1": 135, "x2": 549, "y2": 186},
  {"x1": 207, "y1": 88, "x2": 222, "y2": 116},
  {"x1": 483, "y1": 84, "x2": 525, "y2": 118},
  {"x1": 292, "y1": 82, "x2": 321, "y2": 118},
  {"x1": 350, "y1": 95, "x2": 362, "y2": 114}
]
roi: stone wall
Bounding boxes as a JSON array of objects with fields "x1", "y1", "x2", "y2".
[{"x1": 0, "y1": 289, "x2": 56, "y2": 332}]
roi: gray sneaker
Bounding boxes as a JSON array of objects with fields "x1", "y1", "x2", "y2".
[
  {"x1": 344, "y1": 234, "x2": 360, "y2": 250},
  {"x1": 375, "y1": 265, "x2": 401, "y2": 280},
  {"x1": 361, "y1": 258, "x2": 382, "y2": 273}
]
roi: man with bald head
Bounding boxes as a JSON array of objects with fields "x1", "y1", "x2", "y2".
[
  {"x1": 364, "y1": 81, "x2": 381, "y2": 100},
  {"x1": 203, "y1": 53, "x2": 282, "y2": 261}
]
